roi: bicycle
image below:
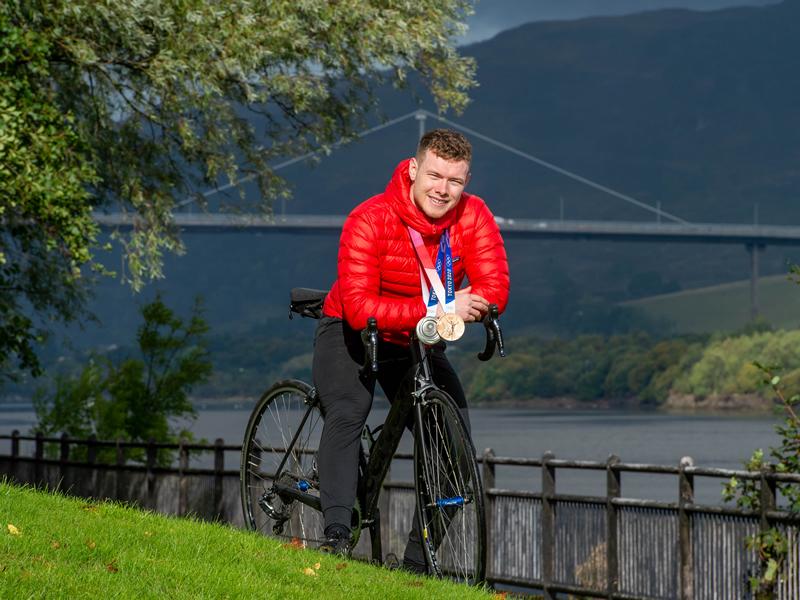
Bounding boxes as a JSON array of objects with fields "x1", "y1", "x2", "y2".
[{"x1": 239, "y1": 288, "x2": 506, "y2": 585}]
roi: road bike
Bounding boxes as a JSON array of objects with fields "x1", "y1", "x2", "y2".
[{"x1": 239, "y1": 288, "x2": 506, "y2": 585}]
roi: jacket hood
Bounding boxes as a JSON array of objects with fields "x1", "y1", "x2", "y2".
[{"x1": 384, "y1": 159, "x2": 466, "y2": 237}]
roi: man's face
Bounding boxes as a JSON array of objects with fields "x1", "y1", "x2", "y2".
[{"x1": 408, "y1": 150, "x2": 471, "y2": 220}]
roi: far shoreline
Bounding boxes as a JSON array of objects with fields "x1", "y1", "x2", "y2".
[
  {"x1": 186, "y1": 393, "x2": 782, "y2": 415},
  {"x1": 1, "y1": 393, "x2": 780, "y2": 416}
]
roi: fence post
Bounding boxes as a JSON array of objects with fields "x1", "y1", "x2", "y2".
[
  {"x1": 58, "y1": 432, "x2": 70, "y2": 491},
  {"x1": 482, "y1": 447, "x2": 496, "y2": 578},
  {"x1": 146, "y1": 438, "x2": 157, "y2": 509},
  {"x1": 87, "y1": 434, "x2": 97, "y2": 464},
  {"x1": 34, "y1": 431, "x2": 44, "y2": 486},
  {"x1": 10, "y1": 430, "x2": 19, "y2": 481},
  {"x1": 214, "y1": 438, "x2": 225, "y2": 521},
  {"x1": 86, "y1": 434, "x2": 97, "y2": 500},
  {"x1": 606, "y1": 454, "x2": 621, "y2": 598},
  {"x1": 115, "y1": 437, "x2": 125, "y2": 500},
  {"x1": 178, "y1": 438, "x2": 189, "y2": 516},
  {"x1": 679, "y1": 456, "x2": 695, "y2": 600},
  {"x1": 542, "y1": 451, "x2": 556, "y2": 600},
  {"x1": 759, "y1": 465, "x2": 777, "y2": 533}
]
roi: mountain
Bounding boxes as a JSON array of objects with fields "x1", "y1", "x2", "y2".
[{"x1": 461, "y1": 0, "x2": 777, "y2": 45}]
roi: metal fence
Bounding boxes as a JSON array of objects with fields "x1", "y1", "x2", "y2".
[{"x1": 2, "y1": 430, "x2": 799, "y2": 599}]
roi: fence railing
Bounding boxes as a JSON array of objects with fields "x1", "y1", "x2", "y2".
[{"x1": 2, "y1": 430, "x2": 800, "y2": 599}]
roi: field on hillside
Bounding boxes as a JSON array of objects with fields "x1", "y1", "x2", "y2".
[
  {"x1": 622, "y1": 274, "x2": 800, "y2": 334},
  {"x1": 0, "y1": 482, "x2": 496, "y2": 599}
]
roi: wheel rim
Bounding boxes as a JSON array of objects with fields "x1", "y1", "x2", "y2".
[
  {"x1": 415, "y1": 395, "x2": 485, "y2": 584},
  {"x1": 241, "y1": 383, "x2": 325, "y2": 547}
]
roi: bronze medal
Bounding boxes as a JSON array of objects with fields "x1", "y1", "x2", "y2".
[{"x1": 436, "y1": 313, "x2": 465, "y2": 341}]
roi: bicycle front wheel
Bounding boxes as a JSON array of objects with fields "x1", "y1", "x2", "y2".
[
  {"x1": 413, "y1": 389, "x2": 486, "y2": 584},
  {"x1": 240, "y1": 380, "x2": 325, "y2": 547}
]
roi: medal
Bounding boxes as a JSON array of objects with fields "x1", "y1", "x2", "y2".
[
  {"x1": 416, "y1": 316, "x2": 441, "y2": 345},
  {"x1": 436, "y1": 313, "x2": 465, "y2": 341}
]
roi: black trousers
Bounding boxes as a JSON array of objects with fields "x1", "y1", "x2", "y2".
[{"x1": 312, "y1": 317, "x2": 468, "y2": 562}]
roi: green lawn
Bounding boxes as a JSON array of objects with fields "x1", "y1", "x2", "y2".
[
  {"x1": 622, "y1": 274, "x2": 800, "y2": 334},
  {"x1": 0, "y1": 481, "x2": 497, "y2": 599}
]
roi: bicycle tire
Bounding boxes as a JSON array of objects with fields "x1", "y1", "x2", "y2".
[
  {"x1": 412, "y1": 389, "x2": 486, "y2": 585},
  {"x1": 239, "y1": 379, "x2": 326, "y2": 547}
]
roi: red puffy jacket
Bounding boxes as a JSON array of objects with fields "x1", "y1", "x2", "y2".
[{"x1": 323, "y1": 159, "x2": 510, "y2": 345}]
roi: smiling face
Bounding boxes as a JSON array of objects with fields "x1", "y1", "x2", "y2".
[{"x1": 408, "y1": 149, "x2": 471, "y2": 220}]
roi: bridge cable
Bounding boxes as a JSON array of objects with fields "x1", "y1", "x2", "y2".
[
  {"x1": 423, "y1": 110, "x2": 689, "y2": 225},
  {"x1": 181, "y1": 110, "x2": 421, "y2": 207}
]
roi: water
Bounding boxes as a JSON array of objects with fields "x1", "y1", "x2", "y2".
[{"x1": 1, "y1": 404, "x2": 781, "y2": 504}]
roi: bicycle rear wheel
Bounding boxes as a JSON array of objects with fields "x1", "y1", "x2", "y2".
[
  {"x1": 240, "y1": 380, "x2": 325, "y2": 546},
  {"x1": 413, "y1": 389, "x2": 486, "y2": 584}
]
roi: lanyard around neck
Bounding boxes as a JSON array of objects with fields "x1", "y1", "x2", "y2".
[{"x1": 407, "y1": 227, "x2": 455, "y2": 317}]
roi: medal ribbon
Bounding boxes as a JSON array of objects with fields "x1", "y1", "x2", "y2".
[{"x1": 407, "y1": 227, "x2": 456, "y2": 318}]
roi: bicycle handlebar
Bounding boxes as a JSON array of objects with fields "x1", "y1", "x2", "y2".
[
  {"x1": 359, "y1": 317, "x2": 379, "y2": 376},
  {"x1": 477, "y1": 304, "x2": 506, "y2": 361},
  {"x1": 359, "y1": 305, "x2": 506, "y2": 375}
]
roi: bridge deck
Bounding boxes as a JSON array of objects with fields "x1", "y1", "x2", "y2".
[{"x1": 93, "y1": 213, "x2": 800, "y2": 245}]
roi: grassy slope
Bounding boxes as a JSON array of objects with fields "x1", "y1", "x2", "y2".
[
  {"x1": 0, "y1": 482, "x2": 495, "y2": 599},
  {"x1": 621, "y1": 274, "x2": 800, "y2": 334}
]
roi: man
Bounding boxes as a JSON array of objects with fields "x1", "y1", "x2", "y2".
[{"x1": 312, "y1": 129, "x2": 510, "y2": 569}]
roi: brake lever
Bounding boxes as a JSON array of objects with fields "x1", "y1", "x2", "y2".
[
  {"x1": 477, "y1": 304, "x2": 506, "y2": 361},
  {"x1": 360, "y1": 317, "x2": 379, "y2": 376}
]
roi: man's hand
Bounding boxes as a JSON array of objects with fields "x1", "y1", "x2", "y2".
[{"x1": 444, "y1": 285, "x2": 489, "y2": 322}]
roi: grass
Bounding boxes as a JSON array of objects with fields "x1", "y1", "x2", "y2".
[
  {"x1": 0, "y1": 481, "x2": 498, "y2": 599},
  {"x1": 621, "y1": 274, "x2": 800, "y2": 334}
]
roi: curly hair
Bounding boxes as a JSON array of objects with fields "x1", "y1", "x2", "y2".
[{"x1": 416, "y1": 128, "x2": 472, "y2": 164}]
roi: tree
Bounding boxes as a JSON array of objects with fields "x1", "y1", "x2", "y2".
[
  {"x1": 0, "y1": 13, "x2": 100, "y2": 381},
  {"x1": 721, "y1": 268, "x2": 800, "y2": 599},
  {"x1": 33, "y1": 295, "x2": 211, "y2": 464},
  {"x1": 1, "y1": 0, "x2": 476, "y2": 381}
]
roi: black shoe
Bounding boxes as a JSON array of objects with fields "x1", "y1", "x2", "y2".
[
  {"x1": 402, "y1": 557, "x2": 428, "y2": 575},
  {"x1": 319, "y1": 525, "x2": 352, "y2": 556}
]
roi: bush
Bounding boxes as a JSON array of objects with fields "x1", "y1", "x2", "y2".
[{"x1": 33, "y1": 295, "x2": 211, "y2": 464}]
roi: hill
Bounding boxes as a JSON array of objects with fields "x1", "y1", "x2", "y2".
[
  {"x1": 622, "y1": 274, "x2": 800, "y2": 333},
  {"x1": 0, "y1": 482, "x2": 492, "y2": 599}
]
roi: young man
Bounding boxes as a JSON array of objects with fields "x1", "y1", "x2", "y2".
[{"x1": 312, "y1": 129, "x2": 510, "y2": 568}]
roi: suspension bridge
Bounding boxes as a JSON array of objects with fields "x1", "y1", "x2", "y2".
[{"x1": 94, "y1": 109, "x2": 800, "y2": 319}]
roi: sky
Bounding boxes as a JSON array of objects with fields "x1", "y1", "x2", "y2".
[{"x1": 461, "y1": 0, "x2": 779, "y2": 44}]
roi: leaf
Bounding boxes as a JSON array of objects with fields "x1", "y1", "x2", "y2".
[
  {"x1": 493, "y1": 594, "x2": 508, "y2": 600},
  {"x1": 143, "y1": 531, "x2": 153, "y2": 538},
  {"x1": 764, "y1": 558, "x2": 779, "y2": 582},
  {"x1": 106, "y1": 560, "x2": 119, "y2": 573},
  {"x1": 7, "y1": 524, "x2": 20, "y2": 536},
  {"x1": 282, "y1": 537, "x2": 304, "y2": 550},
  {"x1": 335, "y1": 563, "x2": 347, "y2": 571},
  {"x1": 85, "y1": 539, "x2": 96, "y2": 550},
  {"x1": 302, "y1": 567, "x2": 317, "y2": 576},
  {"x1": 313, "y1": 562, "x2": 321, "y2": 570},
  {"x1": 771, "y1": 376, "x2": 781, "y2": 386},
  {"x1": 50, "y1": 541, "x2": 61, "y2": 549}
]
